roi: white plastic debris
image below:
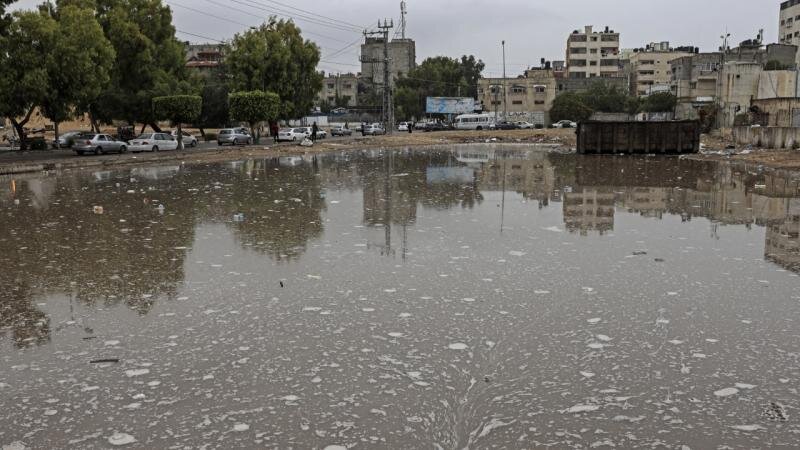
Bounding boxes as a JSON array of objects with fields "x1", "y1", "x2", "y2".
[
  {"x1": 300, "y1": 138, "x2": 314, "y2": 147},
  {"x1": 93, "y1": 206, "x2": 104, "y2": 215}
]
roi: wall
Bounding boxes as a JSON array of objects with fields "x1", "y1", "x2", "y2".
[
  {"x1": 758, "y1": 70, "x2": 800, "y2": 98},
  {"x1": 719, "y1": 62, "x2": 762, "y2": 127},
  {"x1": 733, "y1": 125, "x2": 800, "y2": 148},
  {"x1": 752, "y1": 98, "x2": 800, "y2": 126}
]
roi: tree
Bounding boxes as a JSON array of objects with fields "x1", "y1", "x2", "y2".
[
  {"x1": 394, "y1": 55, "x2": 485, "y2": 120},
  {"x1": 640, "y1": 92, "x2": 677, "y2": 113},
  {"x1": 197, "y1": 83, "x2": 229, "y2": 135},
  {"x1": 40, "y1": 3, "x2": 114, "y2": 143},
  {"x1": 550, "y1": 91, "x2": 593, "y2": 123},
  {"x1": 92, "y1": 0, "x2": 192, "y2": 131},
  {"x1": 0, "y1": 10, "x2": 58, "y2": 150},
  {"x1": 152, "y1": 95, "x2": 202, "y2": 149},
  {"x1": 227, "y1": 18, "x2": 322, "y2": 119},
  {"x1": 764, "y1": 59, "x2": 789, "y2": 71},
  {"x1": 228, "y1": 91, "x2": 280, "y2": 143}
]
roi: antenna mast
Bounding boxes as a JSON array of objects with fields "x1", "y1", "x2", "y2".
[{"x1": 400, "y1": 1, "x2": 407, "y2": 39}]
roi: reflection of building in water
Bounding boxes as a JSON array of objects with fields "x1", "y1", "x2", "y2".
[
  {"x1": 766, "y1": 213, "x2": 800, "y2": 272},
  {"x1": 563, "y1": 188, "x2": 615, "y2": 235},
  {"x1": 620, "y1": 187, "x2": 669, "y2": 219},
  {"x1": 478, "y1": 153, "x2": 557, "y2": 207}
]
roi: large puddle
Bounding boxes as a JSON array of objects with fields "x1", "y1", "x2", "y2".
[{"x1": 1, "y1": 145, "x2": 799, "y2": 448}]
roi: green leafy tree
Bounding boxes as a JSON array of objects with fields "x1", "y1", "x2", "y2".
[
  {"x1": 227, "y1": 18, "x2": 322, "y2": 119},
  {"x1": 550, "y1": 91, "x2": 593, "y2": 123},
  {"x1": 394, "y1": 55, "x2": 485, "y2": 120},
  {"x1": 0, "y1": 0, "x2": 16, "y2": 35},
  {"x1": 228, "y1": 90, "x2": 280, "y2": 143},
  {"x1": 152, "y1": 95, "x2": 201, "y2": 149},
  {"x1": 197, "y1": 83, "x2": 229, "y2": 134},
  {"x1": 41, "y1": 3, "x2": 115, "y2": 143},
  {"x1": 0, "y1": 10, "x2": 58, "y2": 150},
  {"x1": 640, "y1": 92, "x2": 677, "y2": 113},
  {"x1": 91, "y1": 0, "x2": 192, "y2": 131}
]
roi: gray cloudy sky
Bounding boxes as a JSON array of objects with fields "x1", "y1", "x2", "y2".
[{"x1": 12, "y1": 0, "x2": 779, "y2": 77}]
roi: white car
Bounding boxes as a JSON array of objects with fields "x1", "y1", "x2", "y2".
[
  {"x1": 552, "y1": 120, "x2": 577, "y2": 129},
  {"x1": 515, "y1": 121, "x2": 534, "y2": 129},
  {"x1": 171, "y1": 130, "x2": 198, "y2": 147},
  {"x1": 277, "y1": 128, "x2": 308, "y2": 142},
  {"x1": 298, "y1": 126, "x2": 327, "y2": 139},
  {"x1": 129, "y1": 133, "x2": 179, "y2": 152},
  {"x1": 364, "y1": 124, "x2": 386, "y2": 136},
  {"x1": 397, "y1": 122, "x2": 409, "y2": 132}
]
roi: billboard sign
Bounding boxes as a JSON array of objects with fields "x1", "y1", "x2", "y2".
[{"x1": 425, "y1": 97, "x2": 476, "y2": 114}]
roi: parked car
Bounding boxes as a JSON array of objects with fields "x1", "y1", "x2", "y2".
[
  {"x1": 331, "y1": 125, "x2": 353, "y2": 136},
  {"x1": 414, "y1": 122, "x2": 428, "y2": 131},
  {"x1": 299, "y1": 126, "x2": 327, "y2": 139},
  {"x1": 217, "y1": 128, "x2": 253, "y2": 146},
  {"x1": 397, "y1": 122, "x2": 409, "y2": 132},
  {"x1": 423, "y1": 122, "x2": 449, "y2": 132},
  {"x1": 52, "y1": 131, "x2": 82, "y2": 149},
  {"x1": 171, "y1": 130, "x2": 198, "y2": 147},
  {"x1": 552, "y1": 120, "x2": 577, "y2": 128},
  {"x1": 515, "y1": 121, "x2": 534, "y2": 129},
  {"x1": 277, "y1": 128, "x2": 308, "y2": 142},
  {"x1": 72, "y1": 133, "x2": 128, "y2": 155},
  {"x1": 363, "y1": 124, "x2": 386, "y2": 136},
  {"x1": 129, "y1": 133, "x2": 179, "y2": 152},
  {"x1": 490, "y1": 121, "x2": 519, "y2": 130}
]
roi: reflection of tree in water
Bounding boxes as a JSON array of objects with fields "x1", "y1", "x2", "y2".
[
  {"x1": 0, "y1": 276, "x2": 50, "y2": 348},
  {"x1": 221, "y1": 158, "x2": 326, "y2": 263},
  {"x1": 0, "y1": 170, "x2": 198, "y2": 325}
]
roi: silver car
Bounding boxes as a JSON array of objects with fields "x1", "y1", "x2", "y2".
[
  {"x1": 331, "y1": 126, "x2": 352, "y2": 136},
  {"x1": 217, "y1": 128, "x2": 253, "y2": 146},
  {"x1": 52, "y1": 131, "x2": 82, "y2": 149},
  {"x1": 364, "y1": 124, "x2": 386, "y2": 136},
  {"x1": 72, "y1": 133, "x2": 128, "y2": 155}
]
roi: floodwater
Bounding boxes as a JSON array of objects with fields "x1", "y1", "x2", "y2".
[{"x1": 1, "y1": 145, "x2": 799, "y2": 449}]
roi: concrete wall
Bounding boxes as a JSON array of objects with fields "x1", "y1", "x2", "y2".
[
  {"x1": 752, "y1": 98, "x2": 800, "y2": 126},
  {"x1": 733, "y1": 126, "x2": 800, "y2": 148},
  {"x1": 758, "y1": 70, "x2": 800, "y2": 98}
]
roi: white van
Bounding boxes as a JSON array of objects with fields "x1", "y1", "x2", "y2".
[{"x1": 454, "y1": 113, "x2": 496, "y2": 131}]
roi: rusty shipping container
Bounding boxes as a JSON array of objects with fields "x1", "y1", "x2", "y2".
[{"x1": 577, "y1": 120, "x2": 701, "y2": 155}]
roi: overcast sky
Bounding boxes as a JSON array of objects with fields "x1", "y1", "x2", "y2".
[{"x1": 11, "y1": 0, "x2": 780, "y2": 77}]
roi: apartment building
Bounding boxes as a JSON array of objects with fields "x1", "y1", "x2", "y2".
[
  {"x1": 565, "y1": 26, "x2": 621, "y2": 79},
  {"x1": 477, "y1": 68, "x2": 557, "y2": 124},
  {"x1": 670, "y1": 52, "x2": 724, "y2": 118},
  {"x1": 780, "y1": 0, "x2": 800, "y2": 63},
  {"x1": 185, "y1": 44, "x2": 225, "y2": 77},
  {"x1": 628, "y1": 42, "x2": 695, "y2": 96},
  {"x1": 316, "y1": 73, "x2": 359, "y2": 108}
]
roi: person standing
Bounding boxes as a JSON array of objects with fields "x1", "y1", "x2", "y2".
[
  {"x1": 271, "y1": 122, "x2": 279, "y2": 143},
  {"x1": 311, "y1": 122, "x2": 318, "y2": 142}
]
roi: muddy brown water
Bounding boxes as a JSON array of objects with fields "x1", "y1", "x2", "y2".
[{"x1": 1, "y1": 145, "x2": 799, "y2": 449}]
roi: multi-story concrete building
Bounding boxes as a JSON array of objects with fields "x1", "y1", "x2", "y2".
[
  {"x1": 565, "y1": 25, "x2": 621, "y2": 79},
  {"x1": 477, "y1": 68, "x2": 557, "y2": 125},
  {"x1": 185, "y1": 44, "x2": 225, "y2": 77},
  {"x1": 316, "y1": 73, "x2": 359, "y2": 108},
  {"x1": 628, "y1": 42, "x2": 695, "y2": 96},
  {"x1": 360, "y1": 37, "x2": 416, "y2": 91},
  {"x1": 670, "y1": 52, "x2": 724, "y2": 119},
  {"x1": 780, "y1": 0, "x2": 800, "y2": 63}
]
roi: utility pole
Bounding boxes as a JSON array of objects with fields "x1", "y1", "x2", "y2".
[
  {"x1": 502, "y1": 40, "x2": 508, "y2": 121},
  {"x1": 379, "y1": 19, "x2": 395, "y2": 134},
  {"x1": 360, "y1": 19, "x2": 394, "y2": 134}
]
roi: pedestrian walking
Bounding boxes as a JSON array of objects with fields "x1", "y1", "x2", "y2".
[
  {"x1": 361, "y1": 122, "x2": 366, "y2": 137},
  {"x1": 271, "y1": 122, "x2": 279, "y2": 143},
  {"x1": 408, "y1": 121, "x2": 413, "y2": 134},
  {"x1": 311, "y1": 122, "x2": 319, "y2": 142}
]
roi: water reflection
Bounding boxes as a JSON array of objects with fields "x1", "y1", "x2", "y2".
[{"x1": 1, "y1": 146, "x2": 799, "y2": 351}]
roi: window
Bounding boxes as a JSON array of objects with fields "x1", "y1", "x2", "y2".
[
  {"x1": 534, "y1": 86, "x2": 546, "y2": 93},
  {"x1": 590, "y1": 61, "x2": 597, "y2": 66},
  {"x1": 512, "y1": 100, "x2": 523, "y2": 105},
  {"x1": 343, "y1": 84, "x2": 352, "y2": 89},
  {"x1": 689, "y1": 82, "x2": 697, "y2": 89},
  {"x1": 534, "y1": 100, "x2": 545, "y2": 105},
  {"x1": 591, "y1": 36, "x2": 598, "y2": 42},
  {"x1": 590, "y1": 49, "x2": 598, "y2": 54},
  {"x1": 327, "y1": 83, "x2": 334, "y2": 89},
  {"x1": 491, "y1": 101, "x2": 501, "y2": 105},
  {"x1": 511, "y1": 86, "x2": 526, "y2": 94}
]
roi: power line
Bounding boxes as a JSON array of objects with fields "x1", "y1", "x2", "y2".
[
  {"x1": 231, "y1": 0, "x2": 361, "y2": 33},
  {"x1": 168, "y1": 1, "x2": 251, "y2": 28},
  {"x1": 252, "y1": 0, "x2": 363, "y2": 30},
  {"x1": 198, "y1": 0, "x2": 351, "y2": 44}
]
